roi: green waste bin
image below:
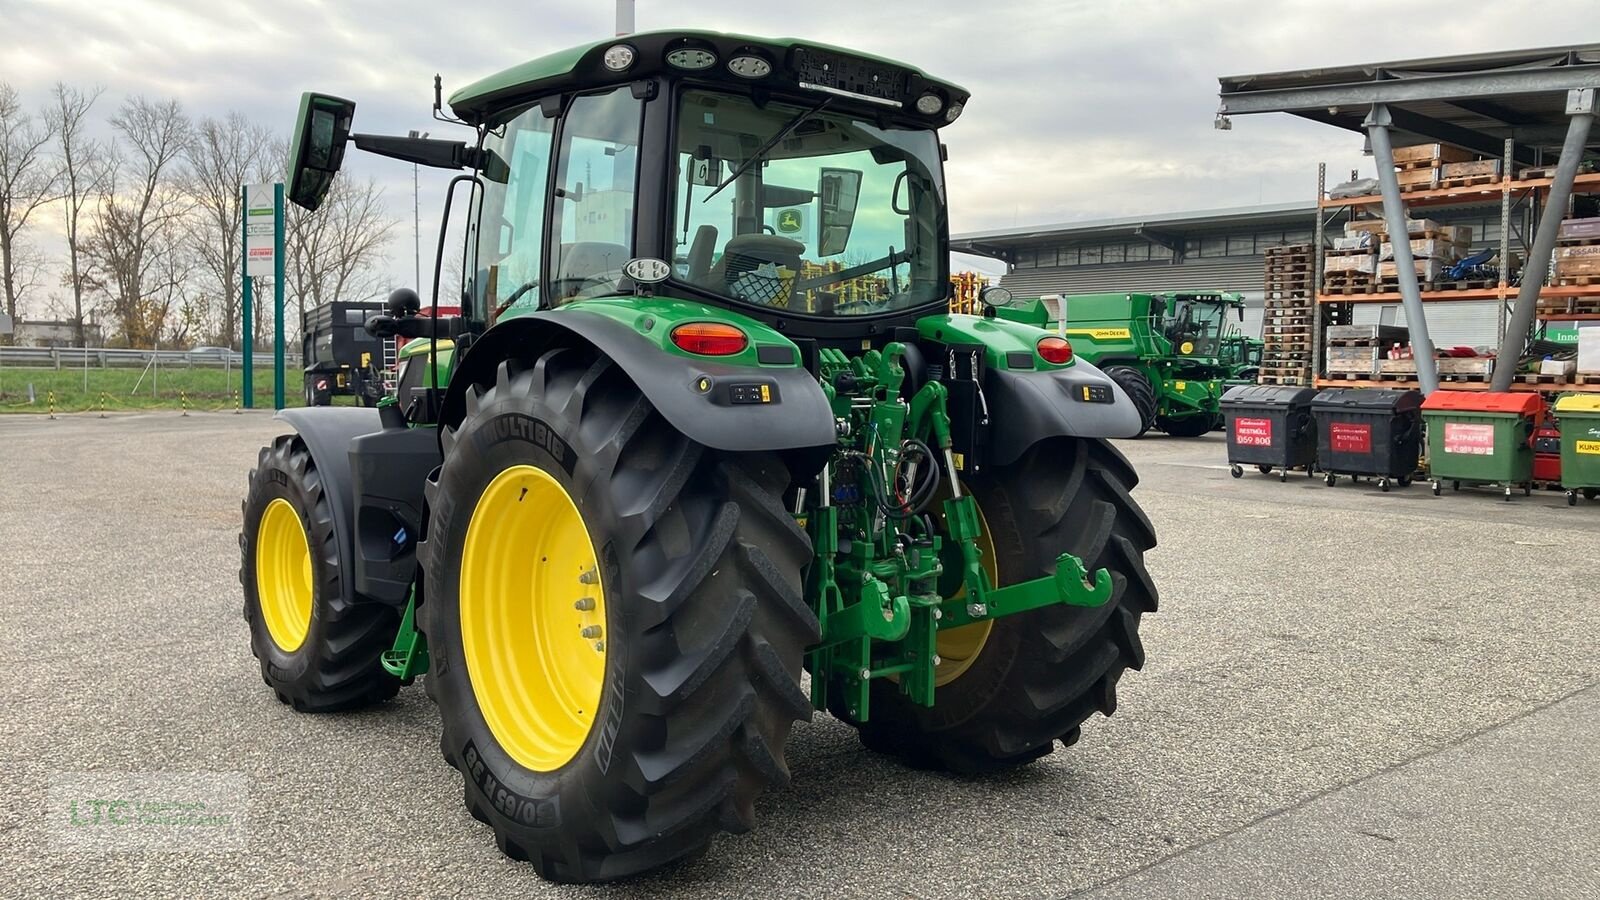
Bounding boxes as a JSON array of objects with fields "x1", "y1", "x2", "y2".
[
  {"x1": 1420, "y1": 390, "x2": 1541, "y2": 501},
  {"x1": 1555, "y1": 393, "x2": 1600, "y2": 506}
]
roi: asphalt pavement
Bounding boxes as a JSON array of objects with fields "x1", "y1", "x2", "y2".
[{"x1": 2, "y1": 411, "x2": 1596, "y2": 899}]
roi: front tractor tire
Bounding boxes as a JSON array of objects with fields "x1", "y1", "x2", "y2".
[
  {"x1": 851, "y1": 438, "x2": 1157, "y2": 774},
  {"x1": 1103, "y1": 366, "x2": 1156, "y2": 437},
  {"x1": 239, "y1": 435, "x2": 400, "y2": 711},
  {"x1": 418, "y1": 347, "x2": 819, "y2": 883}
]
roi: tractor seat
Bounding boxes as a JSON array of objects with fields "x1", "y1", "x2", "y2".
[{"x1": 707, "y1": 234, "x2": 805, "y2": 307}]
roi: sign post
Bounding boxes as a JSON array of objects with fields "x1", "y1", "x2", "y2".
[
  {"x1": 243, "y1": 183, "x2": 283, "y2": 408},
  {"x1": 273, "y1": 183, "x2": 286, "y2": 410},
  {"x1": 241, "y1": 186, "x2": 253, "y2": 407}
]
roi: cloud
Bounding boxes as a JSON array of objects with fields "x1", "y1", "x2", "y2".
[{"x1": 1, "y1": 0, "x2": 1592, "y2": 307}]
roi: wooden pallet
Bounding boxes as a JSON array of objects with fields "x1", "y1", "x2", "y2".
[
  {"x1": 1321, "y1": 273, "x2": 1376, "y2": 294},
  {"x1": 1558, "y1": 236, "x2": 1600, "y2": 247},
  {"x1": 1555, "y1": 274, "x2": 1600, "y2": 287},
  {"x1": 1327, "y1": 337, "x2": 1392, "y2": 348},
  {"x1": 1257, "y1": 374, "x2": 1310, "y2": 386},
  {"x1": 1435, "y1": 173, "x2": 1503, "y2": 189},
  {"x1": 1536, "y1": 299, "x2": 1600, "y2": 316},
  {"x1": 1265, "y1": 291, "x2": 1311, "y2": 301},
  {"x1": 1374, "y1": 278, "x2": 1498, "y2": 293}
]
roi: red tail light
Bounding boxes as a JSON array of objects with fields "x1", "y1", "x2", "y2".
[
  {"x1": 670, "y1": 322, "x2": 748, "y2": 356},
  {"x1": 1037, "y1": 336, "x2": 1074, "y2": 364}
]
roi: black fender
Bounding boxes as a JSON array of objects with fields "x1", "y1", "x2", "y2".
[
  {"x1": 444, "y1": 311, "x2": 836, "y2": 460},
  {"x1": 275, "y1": 408, "x2": 383, "y2": 608},
  {"x1": 276, "y1": 407, "x2": 439, "y2": 608},
  {"x1": 983, "y1": 358, "x2": 1143, "y2": 466}
]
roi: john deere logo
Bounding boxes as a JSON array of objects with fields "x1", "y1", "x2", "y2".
[
  {"x1": 1180, "y1": 341, "x2": 1194, "y2": 354},
  {"x1": 776, "y1": 209, "x2": 803, "y2": 234}
]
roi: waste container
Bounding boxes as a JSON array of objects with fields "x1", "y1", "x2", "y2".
[
  {"x1": 1555, "y1": 393, "x2": 1600, "y2": 506},
  {"x1": 1310, "y1": 388, "x2": 1422, "y2": 491},
  {"x1": 1221, "y1": 384, "x2": 1319, "y2": 482},
  {"x1": 1420, "y1": 391, "x2": 1540, "y2": 501}
]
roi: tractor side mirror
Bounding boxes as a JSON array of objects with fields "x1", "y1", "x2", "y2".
[
  {"x1": 817, "y1": 167, "x2": 862, "y2": 257},
  {"x1": 1237, "y1": 305, "x2": 1245, "y2": 322},
  {"x1": 288, "y1": 92, "x2": 356, "y2": 211}
]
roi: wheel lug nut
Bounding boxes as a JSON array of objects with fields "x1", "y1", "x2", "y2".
[
  {"x1": 578, "y1": 568, "x2": 598, "y2": 584},
  {"x1": 581, "y1": 625, "x2": 602, "y2": 639},
  {"x1": 593, "y1": 640, "x2": 605, "y2": 652},
  {"x1": 574, "y1": 597, "x2": 595, "y2": 611}
]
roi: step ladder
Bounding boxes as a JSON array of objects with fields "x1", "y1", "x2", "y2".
[{"x1": 381, "y1": 336, "x2": 398, "y2": 392}]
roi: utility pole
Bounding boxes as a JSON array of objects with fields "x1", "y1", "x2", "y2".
[
  {"x1": 616, "y1": 0, "x2": 634, "y2": 35},
  {"x1": 408, "y1": 130, "x2": 428, "y2": 289}
]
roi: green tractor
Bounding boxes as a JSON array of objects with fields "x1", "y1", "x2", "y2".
[
  {"x1": 1041, "y1": 291, "x2": 1246, "y2": 437},
  {"x1": 239, "y1": 31, "x2": 1157, "y2": 883},
  {"x1": 1220, "y1": 332, "x2": 1264, "y2": 387}
]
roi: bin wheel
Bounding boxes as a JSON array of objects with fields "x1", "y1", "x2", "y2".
[
  {"x1": 1307, "y1": 465, "x2": 1317, "y2": 479},
  {"x1": 1379, "y1": 477, "x2": 1390, "y2": 492},
  {"x1": 1432, "y1": 481, "x2": 1442, "y2": 496},
  {"x1": 1256, "y1": 464, "x2": 1273, "y2": 475},
  {"x1": 1523, "y1": 484, "x2": 1532, "y2": 497},
  {"x1": 1503, "y1": 486, "x2": 1513, "y2": 501},
  {"x1": 1568, "y1": 490, "x2": 1579, "y2": 507},
  {"x1": 1398, "y1": 474, "x2": 1413, "y2": 487},
  {"x1": 1452, "y1": 481, "x2": 1460, "y2": 492},
  {"x1": 1279, "y1": 470, "x2": 1288, "y2": 483},
  {"x1": 1585, "y1": 489, "x2": 1599, "y2": 502},
  {"x1": 1230, "y1": 464, "x2": 1243, "y2": 479},
  {"x1": 1325, "y1": 472, "x2": 1336, "y2": 487}
]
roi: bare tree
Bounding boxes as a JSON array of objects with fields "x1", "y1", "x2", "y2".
[
  {"x1": 0, "y1": 82, "x2": 60, "y2": 344},
  {"x1": 83, "y1": 96, "x2": 191, "y2": 347},
  {"x1": 47, "y1": 82, "x2": 106, "y2": 347},
  {"x1": 284, "y1": 173, "x2": 397, "y2": 335},
  {"x1": 184, "y1": 111, "x2": 275, "y2": 349}
]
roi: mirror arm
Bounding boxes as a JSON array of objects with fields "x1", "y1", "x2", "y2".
[{"x1": 350, "y1": 133, "x2": 472, "y2": 170}]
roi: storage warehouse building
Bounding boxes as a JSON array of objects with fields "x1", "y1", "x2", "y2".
[{"x1": 952, "y1": 203, "x2": 1514, "y2": 347}]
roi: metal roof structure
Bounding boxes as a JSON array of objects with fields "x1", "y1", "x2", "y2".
[
  {"x1": 950, "y1": 202, "x2": 1312, "y2": 262},
  {"x1": 1218, "y1": 43, "x2": 1600, "y2": 393},
  {"x1": 1217, "y1": 44, "x2": 1600, "y2": 167}
]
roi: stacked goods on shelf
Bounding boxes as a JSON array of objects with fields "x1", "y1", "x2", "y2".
[
  {"x1": 1325, "y1": 324, "x2": 1407, "y2": 380},
  {"x1": 1325, "y1": 324, "x2": 1496, "y2": 384},
  {"x1": 1261, "y1": 243, "x2": 1313, "y2": 385},
  {"x1": 1392, "y1": 143, "x2": 1504, "y2": 191},
  {"x1": 1323, "y1": 229, "x2": 1376, "y2": 295},
  {"x1": 1553, "y1": 217, "x2": 1600, "y2": 290},
  {"x1": 1373, "y1": 219, "x2": 1476, "y2": 290}
]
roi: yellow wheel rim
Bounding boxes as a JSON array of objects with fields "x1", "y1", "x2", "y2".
[
  {"x1": 256, "y1": 498, "x2": 314, "y2": 653},
  {"x1": 934, "y1": 496, "x2": 999, "y2": 688},
  {"x1": 459, "y1": 464, "x2": 607, "y2": 772}
]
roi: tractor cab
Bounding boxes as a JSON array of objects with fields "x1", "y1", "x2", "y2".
[
  {"x1": 290, "y1": 32, "x2": 965, "y2": 347},
  {"x1": 1157, "y1": 291, "x2": 1245, "y2": 361}
]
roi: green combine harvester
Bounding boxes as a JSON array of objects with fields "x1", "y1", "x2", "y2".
[
  {"x1": 1033, "y1": 291, "x2": 1247, "y2": 437},
  {"x1": 238, "y1": 30, "x2": 1157, "y2": 882}
]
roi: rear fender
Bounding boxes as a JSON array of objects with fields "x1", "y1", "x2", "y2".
[
  {"x1": 443, "y1": 299, "x2": 836, "y2": 463},
  {"x1": 915, "y1": 313, "x2": 1142, "y2": 465}
]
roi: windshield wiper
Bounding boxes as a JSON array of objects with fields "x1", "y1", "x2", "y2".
[{"x1": 702, "y1": 97, "x2": 833, "y2": 204}]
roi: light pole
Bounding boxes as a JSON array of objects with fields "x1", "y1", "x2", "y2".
[{"x1": 408, "y1": 129, "x2": 428, "y2": 289}]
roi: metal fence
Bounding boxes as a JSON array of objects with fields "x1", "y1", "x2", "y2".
[{"x1": 0, "y1": 346, "x2": 302, "y2": 369}]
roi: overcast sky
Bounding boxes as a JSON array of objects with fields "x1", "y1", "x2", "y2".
[{"x1": 2, "y1": 0, "x2": 1594, "y2": 299}]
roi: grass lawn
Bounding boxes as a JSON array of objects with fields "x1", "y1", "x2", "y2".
[{"x1": 0, "y1": 366, "x2": 354, "y2": 413}]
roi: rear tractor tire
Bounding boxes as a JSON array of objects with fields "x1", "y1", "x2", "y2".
[
  {"x1": 417, "y1": 346, "x2": 818, "y2": 883},
  {"x1": 1103, "y1": 366, "x2": 1156, "y2": 438},
  {"x1": 847, "y1": 438, "x2": 1157, "y2": 774},
  {"x1": 239, "y1": 434, "x2": 401, "y2": 711}
]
